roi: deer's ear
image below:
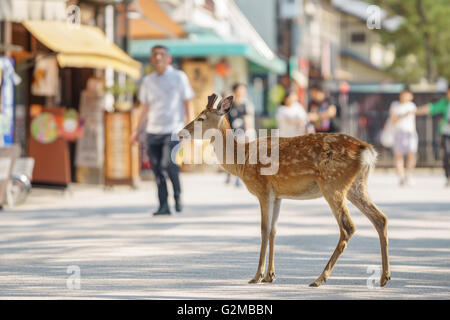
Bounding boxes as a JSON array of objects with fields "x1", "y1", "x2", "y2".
[
  {"x1": 206, "y1": 94, "x2": 218, "y2": 110},
  {"x1": 217, "y1": 96, "x2": 233, "y2": 115}
]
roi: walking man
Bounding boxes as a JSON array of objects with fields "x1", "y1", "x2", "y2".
[
  {"x1": 132, "y1": 45, "x2": 194, "y2": 215},
  {"x1": 416, "y1": 86, "x2": 450, "y2": 187}
]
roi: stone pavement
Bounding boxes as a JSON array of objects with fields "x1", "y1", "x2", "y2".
[{"x1": 0, "y1": 171, "x2": 449, "y2": 299}]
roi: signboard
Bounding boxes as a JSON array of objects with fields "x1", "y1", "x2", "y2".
[
  {"x1": 104, "y1": 111, "x2": 139, "y2": 186},
  {"x1": 182, "y1": 60, "x2": 216, "y2": 166},
  {"x1": 30, "y1": 112, "x2": 59, "y2": 144},
  {"x1": 27, "y1": 106, "x2": 71, "y2": 186},
  {"x1": 182, "y1": 60, "x2": 214, "y2": 116},
  {"x1": 75, "y1": 91, "x2": 104, "y2": 168}
]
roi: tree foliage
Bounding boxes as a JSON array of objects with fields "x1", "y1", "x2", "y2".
[{"x1": 373, "y1": 0, "x2": 450, "y2": 83}]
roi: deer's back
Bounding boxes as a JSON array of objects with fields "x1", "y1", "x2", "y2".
[{"x1": 244, "y1": 133, "x2": 371, "y2": 198}]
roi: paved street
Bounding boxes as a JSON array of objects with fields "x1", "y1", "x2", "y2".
[{"x1": 0, "y1": 171, "x2": 449, "y2": 299}]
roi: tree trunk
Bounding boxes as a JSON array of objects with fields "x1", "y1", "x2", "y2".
[{"x1": 416, "y1": 0, "x2": 435, "y2": 83}]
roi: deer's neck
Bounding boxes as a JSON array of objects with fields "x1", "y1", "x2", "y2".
[{"x1": 210, "y1": 117, "x2": 245, "y2": 178}]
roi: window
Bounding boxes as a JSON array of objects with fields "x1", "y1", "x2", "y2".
[{"x1": 351, "y1": 32, "x2": 366, "y2": 43}]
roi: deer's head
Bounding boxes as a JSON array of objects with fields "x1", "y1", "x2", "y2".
[{"x1": 179, "y1": 94, "x2": 233, "y2": 140}]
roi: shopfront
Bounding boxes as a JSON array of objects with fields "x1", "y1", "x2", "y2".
[
  {"x1": 3, "y1": 17, "x2": 141, "y2": 187},
  {"x1": 129, "y1": 31, "x2": 285, "y2": 169}
]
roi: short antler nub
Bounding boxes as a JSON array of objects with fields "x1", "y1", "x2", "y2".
[{"x1": 206, "y1": 94, "x2": 218, "y2": 110}]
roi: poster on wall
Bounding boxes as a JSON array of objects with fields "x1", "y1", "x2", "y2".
[
  {"x1": 31, "y1": 54, "x2": 59, "y2": 97},
  {"x1": 0, "y1": 57, "x2": 21, "y2": 146}
]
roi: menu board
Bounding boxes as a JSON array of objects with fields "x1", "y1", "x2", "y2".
[{"x1": 104, "y1": 111, "x2": 139, "y2": 186}]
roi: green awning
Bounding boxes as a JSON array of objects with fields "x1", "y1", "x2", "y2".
[
  {"x1": 348, "y1": 83, "x2": 405, "y2": 93},
  {"x1": 129, "y1": 33, "x2": 286, "y2": 74}
]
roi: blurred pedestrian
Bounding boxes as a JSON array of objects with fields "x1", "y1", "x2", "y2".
[
  {"x1": 131, "y1": 45, "x2": 194, "y2": 215},
  {"x1": 307, "y1": 84, "x2": 341, "y2": 133},
  {"x1": 276, "y1": 90, "x2": 310, "y2": 137},
  {"x1": 225, "y1": 83, "x2": 255, "y2": 187},
  {"x1": 268, "y1": 75, "x2": 291, "y2": 117},
  {"x1": 388, "y1": 87, "x2": 418, "y2": 186},
  {"x1": 416, "y1": 86, "x2": 450, "y2": 187}
]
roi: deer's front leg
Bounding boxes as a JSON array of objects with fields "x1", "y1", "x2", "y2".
[
  {"x1": 262, "y1": 198, "x2": 281, "y2": 283},
  {"x1": 249, "y1": 195, "x2": 272, "y2": 284}
]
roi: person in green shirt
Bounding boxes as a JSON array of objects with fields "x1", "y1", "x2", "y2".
[{"x1": 416, "y1": 87, "x2": 450, "y2": 187}]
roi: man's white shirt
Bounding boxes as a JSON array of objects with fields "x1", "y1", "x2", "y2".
[{"x1": 139, "y1": 65, "x2": 194, "y2": 134}]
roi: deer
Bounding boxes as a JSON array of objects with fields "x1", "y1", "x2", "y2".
[{"x1": 178, "y1": 94, "x2": 391, "y2": 287}]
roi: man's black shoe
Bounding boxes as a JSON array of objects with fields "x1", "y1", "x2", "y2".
[
  {"x1": 153, "y1": 204, "x2": 171, "y2": 216},
  {"x1": 175, "y1": 197, "x2": 183, "y2": 212}
]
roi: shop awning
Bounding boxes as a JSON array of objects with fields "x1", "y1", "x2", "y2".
[
  {"x1": 129, "y1": 0, "x2": 185, "y2": 39},
  {"x1": 129, "y1": 33, "x2": 286, "y2": 74},
  {"x1": 23, "y1": 20, "x2": 141, "y2": 78}
]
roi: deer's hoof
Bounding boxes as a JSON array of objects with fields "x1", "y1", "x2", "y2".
[
  {"x1": 309, "y1": 277, "x2": 325, "y2": 287},
  {"x1": 379, "y1": 274, "x2": 391, "y2": 287},
  {"x1": 248, "y1": 274, "x2": 263, "y2": 284},
  {"x1": 262, "y1": 272, "x2": 275, "y2": 283}
]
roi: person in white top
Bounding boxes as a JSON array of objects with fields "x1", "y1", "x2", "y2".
[
  {"x1": 388, "y1": 88, "x2": 418, "y2": 186},
  {"x1": 131, "y1": 45, "x2": 194, "y2": 215},
  {"x1": 276, "y1": 90, "x2": 310, "y2": 137}
]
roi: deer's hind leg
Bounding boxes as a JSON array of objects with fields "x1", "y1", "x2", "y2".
[
  {"x1": 347, "y1": 168, "x2": 391, "y2": 287},
  {"x1": 310, "y1": 185, "x2": 356, "y2": 287}
]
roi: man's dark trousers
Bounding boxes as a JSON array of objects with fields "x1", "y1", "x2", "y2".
[{"x1": 146, "y1": 133, "x2": 181, "y2": 208}]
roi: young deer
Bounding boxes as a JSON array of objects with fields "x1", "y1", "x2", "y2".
[{"x1": 179, "y1": 94, "x2": 391, "y2": 287}]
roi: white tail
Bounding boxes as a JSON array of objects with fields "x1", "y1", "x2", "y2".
[{"x1": 361, "y1": 145, "x2": 378, "y2": 168}]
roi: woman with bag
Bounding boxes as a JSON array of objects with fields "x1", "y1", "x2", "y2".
[{"x1": 387, "y1": 88, "x2": 418, "y2": 186}]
